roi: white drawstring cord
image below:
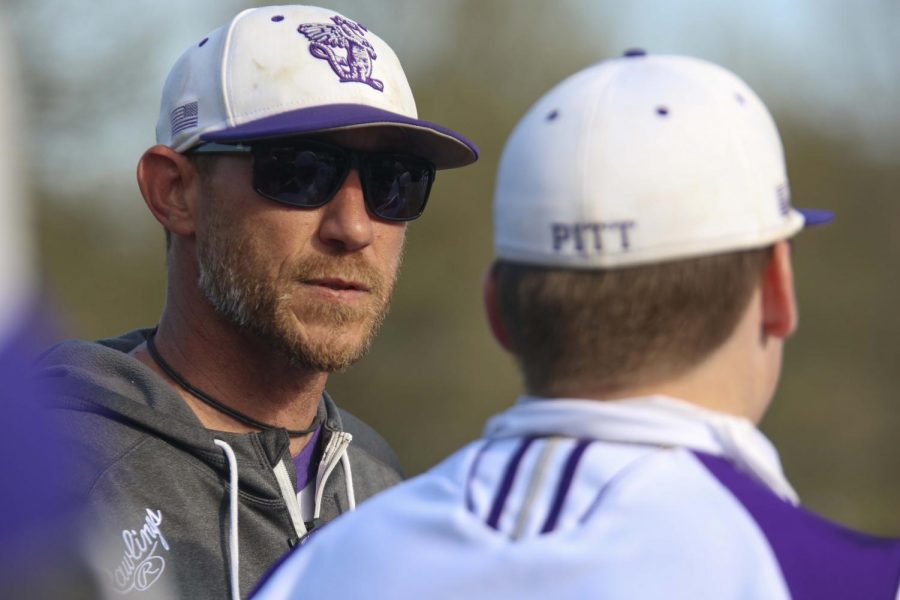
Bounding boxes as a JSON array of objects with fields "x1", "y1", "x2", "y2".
[
  {"x1": 340, "y1": 450, "x2": 357, "y2": 511},
  {"x1": 272, "y1": 459, "x2": 307, "y2": 538},
  {"x1": 313, "y1": 432, "x2": 354, "y2": 519},
  {"x1": 214, "y1": 439, "x2": 241, "y2": 600}
]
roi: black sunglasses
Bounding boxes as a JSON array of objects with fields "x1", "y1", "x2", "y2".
[{"x1": 189, "y1": 140, "x2": 436, "y2": 222}]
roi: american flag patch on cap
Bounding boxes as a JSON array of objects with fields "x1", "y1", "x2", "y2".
[{"x1": 171, "y1": 101, "x2": 199, "y2": 135}]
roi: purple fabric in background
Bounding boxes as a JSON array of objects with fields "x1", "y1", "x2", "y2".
[
  {"x1": 695, "y1": 452, "x2": 900, "y2": 600},
  {"x1": 0, "y1": 300, "x2": 100, "y2": 597},
  {"x1": 0, "y1": 304, "x2": 66, "y2": 547}
]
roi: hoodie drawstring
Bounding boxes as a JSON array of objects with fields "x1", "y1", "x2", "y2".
[
  {"x1": 339, "y1": 450, "x2": 357, "y2": 511},
  {"x1": 213, "y1": 430, "x2": 356, "y2": 598},
  {"x1": 271, "y1": 431, "x2": 357, "y2": 543},
  {"x1": 273, "y1": 459, "x2": 308, "y2": 538},
  {"x1": 313, "y1": 432, "x2": 356, "y2": 519},
  {"x1": 214, "y1": 439, "x2": 241, "y2": 600}
]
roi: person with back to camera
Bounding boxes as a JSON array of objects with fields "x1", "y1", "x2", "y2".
[
  {"x1": 251, "y1": 50, "x2": 900, "y2": 599},
  {"x1": 34, "y1": 5, "x2": 478, "y2": 599}
]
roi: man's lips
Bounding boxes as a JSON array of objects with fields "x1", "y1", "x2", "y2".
[{"x1": 303, "y1": 278, "x2": 371, "y2": 293}]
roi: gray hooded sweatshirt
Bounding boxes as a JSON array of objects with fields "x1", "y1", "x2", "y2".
[{"x1": 38, "y1": 329, "x2": 403, "y2": 599}]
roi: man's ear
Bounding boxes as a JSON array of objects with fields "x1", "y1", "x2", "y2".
[
  {"x1": 483, "y1": 262, "x2": 515, "y2": 352},
  {"x1": 136, "y1": 145, "x2": 201, "y2": 239},
  {"x1": 761, "y1": 240, "x2": 798, "y2": 339}
]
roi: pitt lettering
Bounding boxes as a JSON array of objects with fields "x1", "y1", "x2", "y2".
[{"x1": 551, "y1": 221, "x2": 636, "y2": 254}]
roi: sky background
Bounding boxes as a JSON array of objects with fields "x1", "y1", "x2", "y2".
[{"x1": 6, "y1": 0, "x2": 899, "y2": 212}]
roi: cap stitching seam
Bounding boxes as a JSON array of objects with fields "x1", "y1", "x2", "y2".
[{"x1": 220, "y1": 9, "x2": 254, "y2": 126}]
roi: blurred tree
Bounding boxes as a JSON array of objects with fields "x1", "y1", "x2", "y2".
[{"x1": 13, "y1": 0, "x2": 900, "y2": 536}]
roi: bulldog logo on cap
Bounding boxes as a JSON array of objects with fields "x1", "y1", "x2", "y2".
[{"x1": 298, "y1": 16, "x2": 384, "y2": 92}]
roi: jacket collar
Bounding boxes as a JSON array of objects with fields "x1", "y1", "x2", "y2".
[{"x1": 484, "y1": 395, "x2": 798, "y2": 504}]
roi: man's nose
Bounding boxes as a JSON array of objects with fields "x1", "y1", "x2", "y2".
[{"x1": 317, "y1": 169, "x2": 374, "y2": 252}]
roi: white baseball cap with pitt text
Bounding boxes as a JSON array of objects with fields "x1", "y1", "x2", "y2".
[
  {"x1": 494, "y1": 51, "x2": 831, "y2": 269},
  {"x1": 156, "y1": 5, "x2": 477, "y2": 169}
]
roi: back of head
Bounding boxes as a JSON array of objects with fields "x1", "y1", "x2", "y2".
[
  {"x1": 494, "y1": 249, "x2": 772, "y2": 397},
  {"x1": 491, "y1": 51, "x2": 830, "y2": 397}
]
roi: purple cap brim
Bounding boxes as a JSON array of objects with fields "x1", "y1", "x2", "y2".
[
  {"x1": 201, "y1": 104, "x2": 478, "y2": 170},
  {"x1": 798, "y1": 208, "x2": 834, "y2": 227}
]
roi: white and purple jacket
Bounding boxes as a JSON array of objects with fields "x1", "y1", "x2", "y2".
[{"x1": 254, "y1": 396, "x2": 900, "y2": 599}]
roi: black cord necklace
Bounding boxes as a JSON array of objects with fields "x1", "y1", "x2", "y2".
[{"x1": 145, "y1": 329, "x2": 322, "y2": 437}]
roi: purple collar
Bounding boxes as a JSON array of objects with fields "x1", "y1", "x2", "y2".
[{"x1": 292, "y1": 426, "x2": 323, "y2": 491}]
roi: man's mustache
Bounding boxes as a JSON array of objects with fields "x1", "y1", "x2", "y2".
[{"x1": 292, "y1": 254, "x2": 387, "y2": 296}]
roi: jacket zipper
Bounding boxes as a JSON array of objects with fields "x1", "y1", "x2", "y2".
[{"x1": 271, "y1": 430, "x2": 354, "y2": 539}]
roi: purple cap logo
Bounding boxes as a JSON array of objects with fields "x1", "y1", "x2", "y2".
[{"x1": 298, "y1": 16, "x2": 384, "y2": 92}]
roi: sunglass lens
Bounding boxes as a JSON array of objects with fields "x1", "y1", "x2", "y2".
[
  {"x1": 363, "y1": 155, "x2": 434, "y2": 221},
  {"x1": 253, "y1": 146, "x2": 347, "y2": 207}
]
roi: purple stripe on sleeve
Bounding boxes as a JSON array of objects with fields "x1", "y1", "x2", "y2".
[
  {"x1": 694, "y1": 452, "x2": 900, "y2": 600},
  {"x1": 486, "y1": 437, "x2": 537, "y2": 530},
  {"x1": 540, "y1": 439, "x2": 592, "y2": 534}
]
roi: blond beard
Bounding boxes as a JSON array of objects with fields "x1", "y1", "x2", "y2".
[{"x1": 196, "y1": 205, "x2": 400, "y2": 372}]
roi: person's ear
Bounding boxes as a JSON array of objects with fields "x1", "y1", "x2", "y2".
[
  {"x1": 761, "y1": 240, "x2": 798, "y2": 339},
  {"x1": 483, "y1": 262, "x2": 515, "y2": 352},
  {"x1": 136, "y1": 145, "x2": 202, "y2": 239}
]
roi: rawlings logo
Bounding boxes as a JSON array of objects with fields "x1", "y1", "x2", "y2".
[
  {"x1": 298, "y1": 16, "x2": 384, "y2": 91},
  {"x1": 108, "y1": 508, "x2": 171, "y2": 594}
]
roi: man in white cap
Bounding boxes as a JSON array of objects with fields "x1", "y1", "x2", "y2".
[
  {"x1": 251, "y1": 51, "x2": 900, "y2": 599},
  {"x1": 36, "y1": 5, "x2": 477, "y2": 599}
]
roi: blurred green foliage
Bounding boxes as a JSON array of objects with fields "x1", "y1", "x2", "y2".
[{"x1": 27, "y1": 1, "x2": 900, "y2": 535}]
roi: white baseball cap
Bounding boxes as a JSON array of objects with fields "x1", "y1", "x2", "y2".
[
  {"x1": 494, "y1": 51, "x2": 831, "y2": 269},
  {"x1": 156, "y1": 5, "x2": 478, "y2": 169}
]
